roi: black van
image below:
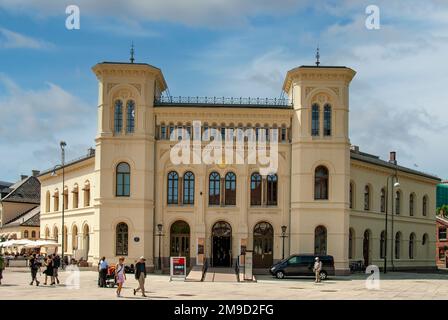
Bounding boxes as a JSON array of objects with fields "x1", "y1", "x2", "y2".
[{"x1": 269, "y1": 254, "x2": 335, "y2": 280}]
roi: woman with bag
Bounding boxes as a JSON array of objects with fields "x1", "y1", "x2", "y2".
[
  {"x1": 43, "y1": 255, "x2": 55, "y2": 285},
  {"x1": 115, "y1": 257, "x2": 126, "y2": 297}
]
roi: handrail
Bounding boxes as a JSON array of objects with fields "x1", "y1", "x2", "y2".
[
  {"x1": 201, "y1": 257, "x2": 209, "y2": 282},
  {"x1": 235, "y1": 255, "x2": 240, "y2": 282}
]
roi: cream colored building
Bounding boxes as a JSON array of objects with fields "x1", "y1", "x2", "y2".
[{"x1": 38, "y1": 60, "x2": 439, "y2": 274}]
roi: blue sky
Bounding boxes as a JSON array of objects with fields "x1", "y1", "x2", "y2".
[{"x1": 0, "y1": 0, "x2": 447, "y2": 182}]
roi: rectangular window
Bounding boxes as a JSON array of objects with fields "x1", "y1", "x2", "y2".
[
  {"x1": 281, "y1": 128, "x2": 287, "y2": 142},
  {"x1": 311, "y1": 105, "x2": 320, "y2": 136},
  {"x1": 439, "y1": 228, "x2": 447, "y2": 240},
  {"x1": 161, "y1": 126, "x2": 167, "y2": 140}
]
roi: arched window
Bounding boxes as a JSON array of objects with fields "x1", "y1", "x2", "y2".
[
  {"x1": 349, "y1": 182, "x2": 354, "y2": 209},
  {"x1": 364, "y1": 185, "x2": 370, "y2": 211},
  {"x1": 83, "y1": 181, "x2": 91, "y2": 207},
  {"x1": 409, "y1": 233, "x2": 416, "y2": 259},
  {"x1": 63, "y1": 226, "x2": 68, "y2": 253},
  {"x1": 423, "y1": 196, "x2": 428, "y2": 216},
  {"x1": 72, "y1": 185, "x2": 79, "y2": 209},
  {"x1": 126, "y1": 100, "x2": 135, "y2": 133},
  {"x1": 114, "y1": 100, "x2": 123, "y2": 134},
  {"x1": 225, "y1": 172, "x2": 236, "y2": 206},
  {"x1": 380, "y1": 230, "x2": 386, "y2": 259},
  {"x1": 314, "y1": 226, "x2": 327, "y2": 255},
  {"x1": 349, "y1": 228, "x2": 355, "y2": 259},
  {"x1": 72, "y1": 225, "x2": 78, "y2": 251},
  {"x1": 183, "y1": 171, "x2": 195, "y2": 205},
  {"x1": 395, "y1": 191, "x2": 401, "y2": 215},
  {"x1": 53, "y1": 226, "x2": 58, "y2": 242},
  {"x1": 380, "y1": 188, "x2": 386, "y2": 213},
  {"x1": 267, "y1": 174, "x2": 278, "y2": 206},
  {"x1": 45, "y1": 227, "x2": 50, "y2": 240},
  {"x1": 311, "y1": 104, "x2": 320, "y2": 136},
  {"x1": 314, "y1": 166, "x2": 329, "y2": 200},
  {"x1": 409, "y1": 193, "x2": 414, "y2": 216},
  {"x1": 24, "y1": 230, "x2": 29, "y2": 238},
  {"x1": 116, "y1": 222, "x2": 128, "y2": 256},
  {"x1": 116, "y1": 162, "x2": 130, "y2": 197},
  {"x1": 209, "y1": 172, "x2": 220, "y2": 205},
  {"x1": 395, "y1": 232, "x2": 401, "y2": 259},
  {"x1": 250, "y1": 173, "x2": 262, "y2": 206},
  {"x1": 323, "y1": 104, "x2": 332, "y2": 136},
  {"x1": 31, "y1": 231, "x2": 36, "y2": 239},
  {"x1": 63, "y1": 187, "x2": 69, "y2": 210},
  {"x1": 167, "y1": 171, "x2": 179, "y2": 204},
  {"x1": 45, "y1": 191, "x2": 50, "y2": 213},
  {"x1": 54, "y1": 191, "x2": 59, "y2": 212},
  {"x1": 422, "y1": 233, "x2": 428, "y2": 246}
]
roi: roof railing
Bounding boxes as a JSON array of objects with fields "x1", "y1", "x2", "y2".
[{"x1": 155, "y1": 96, "x2": 292, "y2": 107}]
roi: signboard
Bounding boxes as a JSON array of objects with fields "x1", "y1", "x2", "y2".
[
  {"x1": 170, "y1": 256, "x2": 187, "y2": 281},
  {"x1": 244, "y1": 250, "x2": 253, "y2": 281}
]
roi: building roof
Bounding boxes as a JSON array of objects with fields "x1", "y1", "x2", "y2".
[
  {"x1": 350, "y1": 149, "x2": 440, "y2": 181},
  {"x1": 436, "y1": 215, "x2": 448, "y2": 226},
  {"x1": 3, "y1": 205, "x2": 40, "y2": 227},
  {"x1": 39, "y1": 149, "x2": 95, "y2": 177},
  {"x1": 0, "y1": 176, "x2": 40, "y2": 204}
]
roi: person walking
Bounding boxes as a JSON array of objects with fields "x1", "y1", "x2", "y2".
[
  {"x1": 29, "y1": 254, "x2": 40, "y2": 286},
  {"x1": 0, "y1": 253, "x2": 5, "y2": 285},
  {"x1": 98, "y1": 257, "x2": 108, "y2": 288},
  {"x1": 133, "y1": 256, "x2": 147, "y2": 297},
  {"x1": 43, "y1": 255, "x2": 55, "y2": 285},
  {"x1": 313, "y1": 257, "x2": 323, "y2": 283},
  {"x1": 115, "y1": 257, "x2": 126, "y2": 297},
  {"x1": 53, "y1": 254, "x2": 61, "y2": 285}
]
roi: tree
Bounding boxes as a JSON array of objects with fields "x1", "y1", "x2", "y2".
[{"x1": 437, "y1": 205, "x2": 448, "y2": 218}]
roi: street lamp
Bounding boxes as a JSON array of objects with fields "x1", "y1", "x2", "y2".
[
  {"x1": 280, "y1": 225, "x2": 288, "y2": 260},
  {"x1": 383, "y1": 173, "x2": 399, "y2": 274},
  {"x1": 157, "y1": 224, "x2": 163, "y2": 271},
  {"x1": 51, "y1": 141, "x2": 66, "y2": 269}
]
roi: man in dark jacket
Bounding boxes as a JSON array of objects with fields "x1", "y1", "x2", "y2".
[
  {"x1": 53, "y1": 254, "x2": 61, "y2": 284},
  {"x1": 29, "y1": 254, "x2": 40, "y2": 286},
  {"x1": 133, "y1": 256, "x2": 147, "y2": 297}
]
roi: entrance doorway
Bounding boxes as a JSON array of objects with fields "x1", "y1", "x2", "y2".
[
  {"x1": 170, "y1": 221, "x2": 190, "y2": 267},
  {"x1": 253, "y1": 222, "x2": 273, "y2": 268},
  {"x1": 212, "y1": 221, "x2": 232, "y2": 267},
  {"x1": 363, "y1": 229, "x2": 371, "y2": 267}
]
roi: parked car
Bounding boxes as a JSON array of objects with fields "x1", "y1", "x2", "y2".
[{"x1": 269, "y1": 254, "x2": 335, "y2": 280}]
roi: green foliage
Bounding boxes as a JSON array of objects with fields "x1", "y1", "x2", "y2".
[{"x1": 437, "y1": 204, "x2": 448, "y2": 218}]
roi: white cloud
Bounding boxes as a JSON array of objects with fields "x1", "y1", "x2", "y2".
[
  {"x1": 0, "y1": 0, "x2": 310, "y2": 27},
  {"x1": 0, "y1": 27, "x2": 53, "y2": 49},
  {"x1": 0, "y1": 75, "x2": 96, "y2": 180}
]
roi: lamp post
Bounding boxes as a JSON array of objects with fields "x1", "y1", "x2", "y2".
[
  {"x1": 384, "y1": 173, "x2": 399, "y2": 274},
  {"x1": 51, "y1": 141, "x2": 66, "y2": 269},
  {"x1": 157, "y1": 224, "x2": 163, "y2": 271},
  {"x1": 280, "y1": 225, "x2": 288, "y2": 260}
]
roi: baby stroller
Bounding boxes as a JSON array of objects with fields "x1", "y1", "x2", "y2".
[{"x1": 105, "y1": 265, "x2": 116, "y2": 288}]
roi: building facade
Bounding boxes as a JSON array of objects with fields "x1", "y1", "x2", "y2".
[{"x1": 38, "y1": 61, "x2": 439, "y2": 274}]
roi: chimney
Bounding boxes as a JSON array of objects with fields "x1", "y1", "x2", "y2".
[
  {"x1": 389, "y1": 151, "x2": 397, "y2": 165},
  {"x1": 32, "y1": 170, "x2": 40, "y2": 177},
  {"x1": 88, "y1": 147, "x2": 95, "y2": 156},
  {"x1": 20, "y1": 175, "x2": 28, "y2": 180},
  {"x1": 350, "y1": 145, "x2": 360, "y2": 153}
]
